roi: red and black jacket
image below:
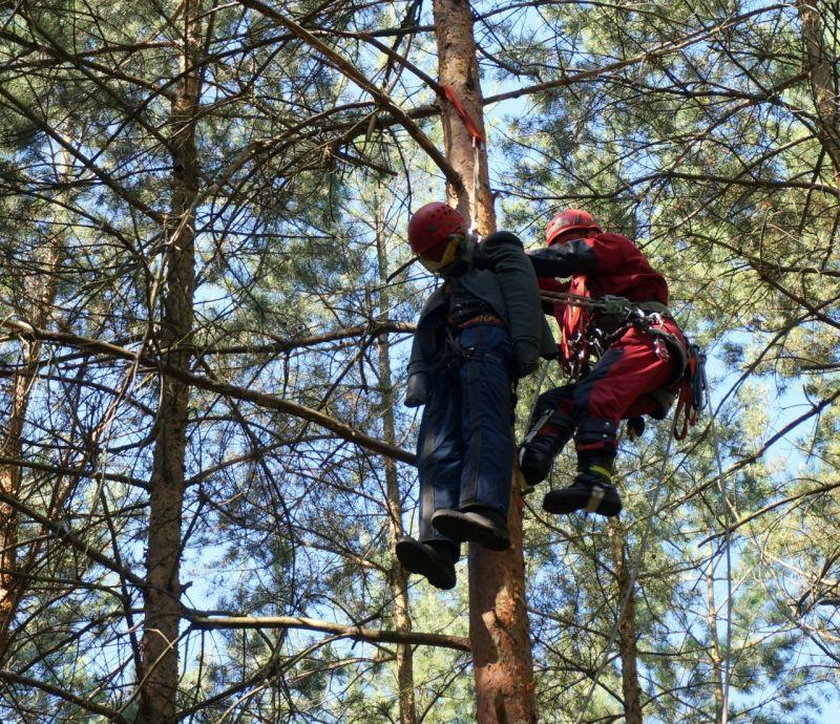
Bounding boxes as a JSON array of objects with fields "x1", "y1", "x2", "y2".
[{"x1": 528, "y1": 231, "x2": 668, "y2": 305}]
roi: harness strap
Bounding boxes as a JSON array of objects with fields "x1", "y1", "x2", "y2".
[
  {"x1": 640, "y1": 323, "x2": 689, "y2": 386},
  {"x1": 440, "y1": 327, "x2": 508, "y2": 368}
]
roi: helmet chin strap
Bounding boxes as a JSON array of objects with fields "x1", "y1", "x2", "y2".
[{"x1": 434, "y1": 232, "x2": 478, "y2": 278}]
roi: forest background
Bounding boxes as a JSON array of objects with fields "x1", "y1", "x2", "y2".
[{"x1": 0, "y1": 0, "x2": 838, "y2": 722}]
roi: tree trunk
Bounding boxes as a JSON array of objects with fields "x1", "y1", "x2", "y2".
[
  {"x1": 0, "y1": 346, "x2": 35, "y2": 655},
  {"x1": 0, "y1": 196, "x2": 65, "y2": 658},
  {"x1": 376, "y1": 193, "x2": 417, "y2": 724},
  {"x1": 797, "y1": 0, "x2": 840, "y2": 185},
  {"x1": 432, "y1": 0, "x2": 495, "y2": 225},
  {"x1": 432, "y1": 1, "x2": 536, "y2": 721},
  {"x1": 136, "y1": 3, "x2": 201, "y2": 722},
  {"x1": 706, "y1": 551, "x2": 726, "y2": 724},
  {"x1": 608, "y1": 520, "x2": 643, "y2": 724}
]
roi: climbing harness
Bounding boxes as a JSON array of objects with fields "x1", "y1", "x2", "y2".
[{"x1": 540, "y1": 289, "x2": 707, "y2": 440}]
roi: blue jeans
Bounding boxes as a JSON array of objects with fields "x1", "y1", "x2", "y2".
[{"x1": 416, "y1": 324, "x2": 514, "y2": 547}]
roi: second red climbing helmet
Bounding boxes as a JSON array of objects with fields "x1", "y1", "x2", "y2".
[{"x1": 545, "y1": 209, "x2": 601, "y2": 246}]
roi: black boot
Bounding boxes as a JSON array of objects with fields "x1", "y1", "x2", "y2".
[
  {"x1": 519, "y1": 425, "x2": 572, "y2": 488},
  {"x1": 542, "y1": 452, "x2": 622, "y2": 517},
  {"x1": 395, "y1": 537, "x2": 457, "y2": 590},
  {"x1": 519, "y1": 391, "x2": 575, "y2": 488},
  {"x1": 431, "y1": 507, "x2": 511, "y2": 551}
]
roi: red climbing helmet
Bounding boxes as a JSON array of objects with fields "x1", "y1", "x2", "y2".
[
  {"x1": 546, "y1": 209, "x2": 601, "y2": 246},
  {"x1": 408, "y1": 202, "x2": 469, "y2": 270}
]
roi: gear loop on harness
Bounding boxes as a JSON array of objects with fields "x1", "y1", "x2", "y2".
[
  {"x1": 673, "y1": 344, "x2": 707, "y2": 440},
  {"x1": 541, "y1": 288, "x2": 634, "y2": 379},
  {"x1": 540, "y1": 289, "x2": 706, "y2": 440}
]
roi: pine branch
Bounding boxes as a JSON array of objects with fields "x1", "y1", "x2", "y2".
[
  {"x1": 188, "y1": 613, "x2": 470, "y2": 652},
  {"x1": 237, "y1": 0, "x2": 466, "y2": 198},
  {"x1": 2, "y1": 318, "x2": 417, "y2": 466},
  {"x1": 0, "y1": 669, "x2": 129, "y2": 722},
  {"x1": 0, "y1": 487, "x2": 146, "y2": 589}
]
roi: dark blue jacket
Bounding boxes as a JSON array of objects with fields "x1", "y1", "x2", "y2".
[{"x1": 406, "y1": 231, "x2": 555, "y2": 406}]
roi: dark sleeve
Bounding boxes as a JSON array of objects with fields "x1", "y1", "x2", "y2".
[
  {"x1": 404, "y1": 290, "x2": 444, "y2": 406},
  {"x1": 480, "y1": 232, "x2": 542, "y2": 342},
  {"x1": 527, "y1": 238, "x2": 598, "y2": 278},
  {"x1": 481, "y1": 231, "x2": 545, "y2": 374}
]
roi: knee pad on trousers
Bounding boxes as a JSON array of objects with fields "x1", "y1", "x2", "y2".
[
  {"x1": 535, "y1": 384, "x2": 576, "y2": 412},
  {"x1": 575, "y1": 417, "x2": 619, "y2": 449}
]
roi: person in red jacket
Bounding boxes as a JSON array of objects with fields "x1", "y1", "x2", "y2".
[{"x1": 519, "y1": 209, "x2": 688, "y2": 517}]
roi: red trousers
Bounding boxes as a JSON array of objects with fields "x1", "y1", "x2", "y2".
[{"x1": 534, "y1": 320, "x2": 685, "y2": 455}]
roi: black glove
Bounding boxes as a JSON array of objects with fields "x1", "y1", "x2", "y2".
[
  {"x1": 626, "y1": 416, "x2": 645, "y2": 440},
  {"x1": 405, "y1": 372, "x2": 429, "y2": 407}
]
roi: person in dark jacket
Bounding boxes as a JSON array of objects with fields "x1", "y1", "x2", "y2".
[
  {"x1": 519, "y1": 209, "x2": 688, "y2": 518},
  {"x1": 395, "y1": 201, "x2": 555, "y2": 589}
]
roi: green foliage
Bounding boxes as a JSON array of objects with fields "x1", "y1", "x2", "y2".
[{"x1": 1, "y1": 0, "x2": 838, "y2": 722}]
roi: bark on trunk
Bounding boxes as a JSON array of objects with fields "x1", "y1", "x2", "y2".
[
  {"x1": 432, "y1": 0, "x2": 495, "y2": 227},
  {"x1": 608, "y1": 520, "x2": 642, "y2": 724},
  {"x1": 136, "y1": 4, "x2": 200, "y2": 721},
  {"x1": 0, "y1": 220, "x2": 64, "y2": 657},
  {"x1": 468, "y1": 481, "x2": 535, "y2": 723},
  {"x1": 377, "y1": 195, "x2": 417, "y2": 724},
  {"x1": 432, "y1": 4, "x2": 536, "y2": 719},
  {"x1": 0, "y1": 352, "x2": 34, "y2": 655},
  {"x1": 706, "y1": 552, "x2": 726, "y2": 724},
  {"x1": 797, "y1": 0, "x2": 840, "y2": 184}
]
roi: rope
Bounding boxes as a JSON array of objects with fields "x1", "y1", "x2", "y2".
[
  {"x1": 472, "y1": 141, "x2": 481, "y2": 232},
  {"x1": 441, "y1": 83, "x2": 484, "y2": 231},
  {"x1": 540, "y1": 290, "x2": 631, "y2": 314}
]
